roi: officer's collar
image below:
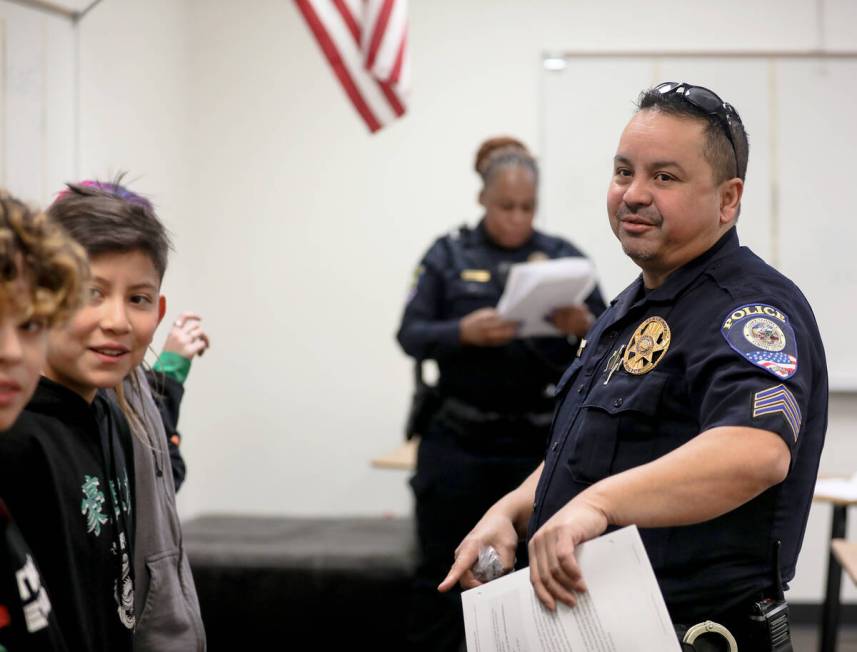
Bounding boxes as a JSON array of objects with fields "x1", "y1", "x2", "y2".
[
  {"x1": 475, "y1": 218, "x2": 537, "y2": 251},
  {"x1": 611, "y1": 227, "x2": 739, "y2": 314},
  {"x1": 649, "y1": 227, "x2": 738, "y2": 300}
]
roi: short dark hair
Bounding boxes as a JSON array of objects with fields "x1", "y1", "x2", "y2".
[
  {"x1": 0, "y1": 190, "x2": 87, "y2": 326},
  {"x1": 47, "y1": 175, "x2": 172, "y2": 280},
  {"x1": 637, "y1": 86, "x2": 749, "y2": 184}
]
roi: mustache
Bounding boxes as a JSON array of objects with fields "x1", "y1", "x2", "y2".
[{"x1": 615, "y1": 205, "x2": 662, "y2": 226}]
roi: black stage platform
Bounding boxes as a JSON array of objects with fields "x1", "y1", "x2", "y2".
[{"x1": 184, "y1": 514, "x2": 417, "y2": 651}]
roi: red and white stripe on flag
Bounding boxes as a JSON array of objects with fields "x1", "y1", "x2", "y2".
[{"x1": 295, "y1": 0, "x2": 410, "y2": 133}]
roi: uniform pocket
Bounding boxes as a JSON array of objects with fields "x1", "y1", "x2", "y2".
[
  {"x1": 135, "y1": 549, "x2": 206, "y2": 652},
  {"x1": 567, "y1": 372, "x2": 668, "y2": 484},
  {"x1": 445, "y1": 277, "x2": 498, "y2": 313}
]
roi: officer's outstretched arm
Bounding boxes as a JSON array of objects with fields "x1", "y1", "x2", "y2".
[
  {"x1": 528, "y1": 426, "x2": 789, "y2": 610},
  {"x1": 439, "y1": 463, "x2": 544, "y2": 593}
]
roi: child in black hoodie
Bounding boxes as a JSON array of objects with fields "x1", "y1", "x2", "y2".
[
  {"x1": 0, "y1": 179, "x2": 204, "y2": 652},
  {"x1": 0, "y1": 190, "x2": 87, "y2": 652}
]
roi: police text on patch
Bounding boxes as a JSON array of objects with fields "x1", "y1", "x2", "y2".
[{"x1": 722, "y1": 304, "x2": 786, "y2": 330}]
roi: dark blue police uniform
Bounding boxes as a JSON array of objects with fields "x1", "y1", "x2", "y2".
[
  {"x1": 529, "y1": 228, "x2": 827, "y2": 632},
  {"x1": 397, "y1": 220, "x2": 607, "y2": 652}
]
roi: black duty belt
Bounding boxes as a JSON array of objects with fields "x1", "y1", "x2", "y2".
[
  {"x1": 433, "y1": 397, "x2": 553, "y2": 456},
  {"x1": 440, "y1": 397, "x2": 553, "y2": 428}
]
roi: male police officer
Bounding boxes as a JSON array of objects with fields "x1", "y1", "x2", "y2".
[{"x1": 440, "y1": 83, "x2": 827, "y2": 651}]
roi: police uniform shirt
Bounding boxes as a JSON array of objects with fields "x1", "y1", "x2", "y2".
[
  {"x1": 529, "y1": 228, "x2": 827, "y2": 622},
  {"x1": 397, "y1": 221, "x2": 607, "y2": 414}
]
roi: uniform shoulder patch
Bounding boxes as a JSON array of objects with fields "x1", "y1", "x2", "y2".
[
  {"x1": 405, "y1": 265, "x2": 424, "y2": 304},
  {"x1": 721, "y1": 303, "x2": 798, "y2": 379}
]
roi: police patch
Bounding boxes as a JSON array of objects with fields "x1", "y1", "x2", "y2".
[
  {"x1": 721, "y1": 303, "x2": 798, "y2": 379},
  {"x1": 405, "y1": 265, "x2": 424, "y2": 304}
]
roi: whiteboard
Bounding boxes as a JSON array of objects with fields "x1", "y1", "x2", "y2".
[{"x1": 540, "y1": 54, "x2": 857, "y2": 391}]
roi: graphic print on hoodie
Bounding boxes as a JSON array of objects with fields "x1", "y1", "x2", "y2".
[{"x1": 0, "y1": 377, "x2": 136, "y2": 652}]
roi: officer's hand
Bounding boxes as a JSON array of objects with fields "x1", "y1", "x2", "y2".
[
  {"x1": 549, "y1": 305, "x2": 594, "y2": 338},
  {"x1": 528, "y1": 497, "x2": 608, "y2": 611},
  {"x1": 438, "y1": 511, "x2": 519, "y2": 592},
  {"x1": 460, "y1": 308, "x2": 518, "y2": 346},
  {"x1": 164, "y1": 312, "x2": 211, "y2": 359}
]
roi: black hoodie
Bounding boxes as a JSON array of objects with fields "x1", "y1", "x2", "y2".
[
  {"x1": 0, "y1": 498, "x2": 69, "y2": 651},
  {"x1": 0, "y1": 377, "x2": 136, "y2": 652}
]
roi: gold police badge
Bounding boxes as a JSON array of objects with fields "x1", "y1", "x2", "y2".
[{"x1": 622, "y1": 316, "x2": 671, "y2": 375}]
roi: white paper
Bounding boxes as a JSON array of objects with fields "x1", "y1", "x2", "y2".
[
  {"x1": 815, "y1": 473, "x2": 857, "y2": 502},
  {"x1": 496, "y1": 257, "x2": 596, "y2": 337},
  {"x1": 461, "y1": 526, "x2": 679, "y2": 652}
]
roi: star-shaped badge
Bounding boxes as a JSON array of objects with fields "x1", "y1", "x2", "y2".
[{"x1": 623, "y1": 316, "x2": 672, "y2": 375}]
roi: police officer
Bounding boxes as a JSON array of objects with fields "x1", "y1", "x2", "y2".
[
  {"x1": 397, "y1": 136, "x2": 607, "y2": 652},
  {"x1": 441, "y1": 85, "x2": 827, "y2": 652}
]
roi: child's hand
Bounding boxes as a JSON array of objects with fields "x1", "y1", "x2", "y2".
[{"x1": 164, "y1": 312, "x2": 210, "y2": 359}]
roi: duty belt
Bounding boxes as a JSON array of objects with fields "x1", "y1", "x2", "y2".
[
  {"x1": 434, "y1": 397, "x2": 553, "y2": 455},
  {"x1": 440, "y1": 396, "x2": 553, "y2": 428}
]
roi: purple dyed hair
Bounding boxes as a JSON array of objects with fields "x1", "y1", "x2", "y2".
[{"x1": 48, "y1": 175, "x2": 172, "y2": 279}]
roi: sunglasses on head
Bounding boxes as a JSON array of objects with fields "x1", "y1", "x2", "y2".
[{"x1": 655, "y1": 82, "x2": 744, "y2": 180}]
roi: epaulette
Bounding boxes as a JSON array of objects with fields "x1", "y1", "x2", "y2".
[
  {"x1": 447, "y1": 224, "x2": 471, "y2": 241},
  {"x1": 440, "y1": 224, "x2": 473, "y2": 271}
]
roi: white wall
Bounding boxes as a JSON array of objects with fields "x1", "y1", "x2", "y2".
[
  {"x1": 77, "y1": 0, "x2": 191, "y2": 235},
  {"x1": 0, "y1": 1, "x2": 75, "y2": 204},
  {"x1": 2, "y1": 0, "x2": 855, "y2": 603}
]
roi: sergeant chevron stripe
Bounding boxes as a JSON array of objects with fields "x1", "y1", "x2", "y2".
[{"x1": 753, "y1": 384, "x2": 801, "y2": 441}]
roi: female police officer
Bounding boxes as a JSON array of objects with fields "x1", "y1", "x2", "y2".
[{"x1": 396, "y1": 136, "x2": 606, "y2": 652}]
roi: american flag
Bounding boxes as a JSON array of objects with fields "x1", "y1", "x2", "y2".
[
  {"x1": 746, "y1": 351, "x2": 797, "y2": 378},
  {"x1": 295, "y1": 0, "x2": 410, "y2": 133}
]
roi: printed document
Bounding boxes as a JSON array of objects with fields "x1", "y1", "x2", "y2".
[
  {"x1": 496, "y1": 257, "x2": 596, "y2": 337},
  {"x1": 461, "y1": 526, "x2": 680, "y2": 652}
]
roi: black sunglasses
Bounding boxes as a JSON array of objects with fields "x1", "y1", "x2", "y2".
[{"x1": 655, "y1": 82, "x2": 744, "y2": 180}]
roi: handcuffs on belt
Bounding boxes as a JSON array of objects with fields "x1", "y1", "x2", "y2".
[{"x1": 682, "y1": 620, "x2": 738, "y2": 651}]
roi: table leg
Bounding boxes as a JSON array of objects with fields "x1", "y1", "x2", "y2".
[{"x1": 820, "y1": 505, "x2": 848, "y2": 652}]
